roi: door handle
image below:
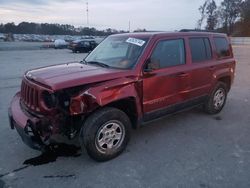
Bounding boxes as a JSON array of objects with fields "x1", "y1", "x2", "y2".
[
  {"x1": 209, "y1": 66, "x2": 216, "y2": 71},
  {"x1": 177, "y1": 72, "x2": 189, "y2": 77}
]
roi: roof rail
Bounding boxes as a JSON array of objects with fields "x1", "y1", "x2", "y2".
[{"x1": 179, "y1": 29, "x2": 217, "y2": 33}]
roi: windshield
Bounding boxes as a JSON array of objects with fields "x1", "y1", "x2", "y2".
[{"x1": 84, "y1": 35, "x2": 149, "y2": 69}]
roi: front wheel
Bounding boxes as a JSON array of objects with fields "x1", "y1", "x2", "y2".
[
  {"x1": 80, "y1": 107, "x2": 131, "y2": 161},
  {"x1": 204, "y1": 82, "x2": 228, "y2": 114}
]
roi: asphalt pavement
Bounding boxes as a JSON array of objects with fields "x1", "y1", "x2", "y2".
[{"x1": 0, "y1": 44, "x2": 250, "y2": 188}]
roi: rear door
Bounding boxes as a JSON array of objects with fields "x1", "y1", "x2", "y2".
[
  {"x1": 90, "y1": 41, "x2": 97, "y2": 49},
  {"x1": 187, "y1": 37, "x2": 215, "y2": 98}
]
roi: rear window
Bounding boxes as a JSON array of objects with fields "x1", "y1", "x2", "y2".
[
  {"x1": 214, "y1": 37, "x2": 231, "y2": 58},
  {"x1": 189, "y1": 38, "x2": 212, "y2": 62}
]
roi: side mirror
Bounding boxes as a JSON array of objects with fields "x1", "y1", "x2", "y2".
[{"x1": 144, "y1": 58, "x2": 160, "y2": 72}]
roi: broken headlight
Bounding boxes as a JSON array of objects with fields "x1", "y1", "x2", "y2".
[{"x1": 42, "y1": 91, "x2": 57, "y2": 109}]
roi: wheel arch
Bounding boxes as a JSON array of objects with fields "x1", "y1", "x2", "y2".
[
  {"x1": 218, "y1": 76, "x2": 231, "y2": 92},
  {"x1": 105, "y1": 97, "x2": 139, "y2": 129}
]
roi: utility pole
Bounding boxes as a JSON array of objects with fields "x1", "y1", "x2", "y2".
[{"x1": 86, "y1": 1, "x2": 89, "y2": 27}]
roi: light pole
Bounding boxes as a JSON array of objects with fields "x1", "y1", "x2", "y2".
[{"x1": 86, "y1": 1, "x2": 89, "y2": 27}]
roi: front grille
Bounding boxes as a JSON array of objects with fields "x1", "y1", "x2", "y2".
[{"x1": 21, "y1": 80, "x2": 40, "y2": 112}]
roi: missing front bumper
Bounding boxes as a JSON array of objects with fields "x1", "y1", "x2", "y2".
[
  {"x1": 9, "y1": 110, "x2": 44, "y2": 150},
  {"x1": 8, "y1": 93, "x2": 48, "y2": 150}
]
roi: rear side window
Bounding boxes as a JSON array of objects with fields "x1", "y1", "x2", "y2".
[
  {"x1": 84, "y1": 42, "x2": 90, "y2": 47},
  {"x1": 189, "y1": 38, "x2": 212, "y2": 62},
  {"x1": 214, "y1": 37, "x2": 231, "y2": 58},
  {"x1": 151, "y1": 39, "x2": 185, "y2": 68}
]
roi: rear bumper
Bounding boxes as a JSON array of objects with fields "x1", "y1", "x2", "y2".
[
  {"x1": 68, "y1": 45, "x2": 76, "y2": 50},
  {"x1": 8, "y1": 92, "x2": 45, "y2": 150}
]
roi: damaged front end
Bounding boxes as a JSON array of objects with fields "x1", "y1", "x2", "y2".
[
  {"x1": 9, "y1": 93, "x2": 50, "y2": 150},
  {"x1": 8, "y1": 77, "x2": 85, "y2": 150}
]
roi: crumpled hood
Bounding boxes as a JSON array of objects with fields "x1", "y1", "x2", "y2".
[{"x1": 26, "y1": 62, "x2": 131, "y2": 90}]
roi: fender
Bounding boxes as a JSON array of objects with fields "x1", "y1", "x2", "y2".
[
  {"x1": 210, "y1": 63, "x2": 234, "y2": 93},
  {"x1": 69, "y1": 77, "x2": 143, "y2": 118}
]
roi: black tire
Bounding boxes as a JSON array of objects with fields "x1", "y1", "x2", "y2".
[
  {"x1": 204, "y1": 82, "x2": 228, "y2": 114},
  {"x1": 80, "y1": 107, "x2": 131, "y2": 162}
]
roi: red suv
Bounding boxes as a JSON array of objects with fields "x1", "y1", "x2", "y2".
[{"x1": 9, "y1": 32, "x2": 236, "y2": 161}]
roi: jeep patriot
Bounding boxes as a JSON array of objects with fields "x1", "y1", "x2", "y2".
[{"x1": 9, "y1": 32, "x2": 236, "y2": 161}]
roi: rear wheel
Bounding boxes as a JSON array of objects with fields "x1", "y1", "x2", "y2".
[
  {"x1": 204, "y1": 82, "x2": 227, "y2": 114},
  {"x1": 80, "y1": 107, "x2": 131, "y2": 161}
]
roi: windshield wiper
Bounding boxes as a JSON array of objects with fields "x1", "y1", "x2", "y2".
[
  {"x1": 86, "y1": 61, "x2": 110, "y2": 68},
  {"x1": 80, "y1": 59, "x2": 88, "y2": 64}
]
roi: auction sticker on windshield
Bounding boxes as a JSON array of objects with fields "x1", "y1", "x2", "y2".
[{"x1": 126, "y1": 38, "x2": 145, "y2": 46}]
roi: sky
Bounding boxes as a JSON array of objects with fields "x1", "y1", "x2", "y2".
[{"x1": 0, "y1": 0, "x2": 222, "y2": 31}]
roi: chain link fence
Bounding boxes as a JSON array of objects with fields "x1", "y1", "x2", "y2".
[{"x1": 231, "y1": 37, "x2": 250, "y2": 45}]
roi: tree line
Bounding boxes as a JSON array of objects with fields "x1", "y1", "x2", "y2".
[
  {"x1": 1, "y1": 0, "x2": 249, "y2": 37},
  {"x1": 197, "y1": 0, "x2": 250, "y2": 36},
  {"x1": 0, "y1": 22, "x2": 130, "y2": 36}
]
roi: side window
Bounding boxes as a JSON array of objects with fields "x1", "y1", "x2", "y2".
[
  {"x1": 84, "y1": 42, "x2": 90, "y2": 47},
  {"x1": 189, "y1": 38, "x2": 212, "y2": 62},
  {"x1": 151, "y1": 39, "x2": 185, "y2": 68},
  {"x1": 214, "y1": 37, "x2": 231, "y2": 58},
  {"x1": 90, "y1": 41, "x2": 96, "y2": 46}
]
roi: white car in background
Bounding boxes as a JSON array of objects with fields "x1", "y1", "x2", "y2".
[
  {"x1": 0, "y1": 33, "x2": 6, "y2": 41},
  {"x1": 54, "y1": 39, "x2": 68, "y2": 49}
]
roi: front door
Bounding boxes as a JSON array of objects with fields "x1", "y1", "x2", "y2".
[{"x1": 142, "y1": 38, "x2": 190, "y2": 118}]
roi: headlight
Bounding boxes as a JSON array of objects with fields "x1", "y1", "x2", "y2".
[{"x1": 42, "y1": 91, "x2": 57, "y2": 109}]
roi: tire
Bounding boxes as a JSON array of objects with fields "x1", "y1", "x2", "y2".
[
  {"x1": 80, "y1": 107, "x2": 131, "y2": 162},
  {"x1": 204, "y1": 82, "x2": 228, "y2": 114}
]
